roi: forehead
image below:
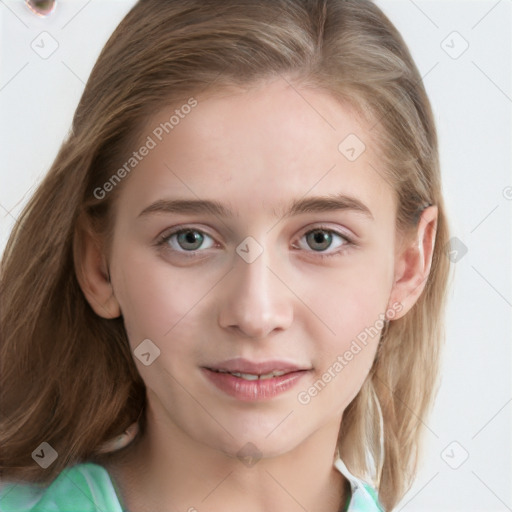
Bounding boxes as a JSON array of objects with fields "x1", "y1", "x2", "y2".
[{"x1": 116, "y1": 77, "x2": 395, "y2": 223}]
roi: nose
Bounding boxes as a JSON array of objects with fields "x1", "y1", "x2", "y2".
[{"x1": 217, "y1": 244, "x2": 294, "y2": 340}]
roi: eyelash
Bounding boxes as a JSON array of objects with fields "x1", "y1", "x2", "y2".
[{"x1": 155, "y1": 225, "x2": 355, "y2": 260}]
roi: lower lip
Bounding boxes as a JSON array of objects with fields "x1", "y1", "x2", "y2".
[{"x1": 201, "y1": 368, "x2": 308, "y2": 401}]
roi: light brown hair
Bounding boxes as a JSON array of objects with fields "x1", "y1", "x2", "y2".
[{"x1": 0, "y1": 1, "x2": 452, "y2": 509}]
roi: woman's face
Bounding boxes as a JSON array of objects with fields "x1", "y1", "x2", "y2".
[{"x1": 106, "y1": 78, "x2": 401, "y2": 459}]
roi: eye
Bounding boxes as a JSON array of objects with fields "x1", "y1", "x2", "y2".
[
  {"x1": 156, "y1": 225, "x2": 354, "y2": 259},
  {"x1": 158, "y1": 228, "x2": 216, "y2": 253},
  {"x1": 293, "y1": 226, "x2": 353, "y2": 258}
]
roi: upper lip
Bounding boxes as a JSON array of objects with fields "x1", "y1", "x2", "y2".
[{"x1": 204, "y1": 358, "x2": 309, "y2": 375}]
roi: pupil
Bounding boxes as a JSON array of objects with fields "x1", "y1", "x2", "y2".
[
  {"x1": 309, "y1": 230, "x2": 332, "y2": 251},
  {"x1": 179, "y1": 230, "x2": 203, "y2": 250}
]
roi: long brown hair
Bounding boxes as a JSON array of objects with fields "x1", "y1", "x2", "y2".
[{"x1": 0, "y1": 1, "x2": 452, "y2": 509}]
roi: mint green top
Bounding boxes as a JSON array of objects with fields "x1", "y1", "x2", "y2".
[{"x1": 0, "y1": 457, "x2": 383, "y2": 511}]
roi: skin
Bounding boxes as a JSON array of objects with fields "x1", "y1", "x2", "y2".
[{"x1": 79, "y1": 76, "x2": 437, "y2": 512}]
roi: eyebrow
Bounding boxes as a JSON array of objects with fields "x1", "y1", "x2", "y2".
[{"x1": 138, "y1": 193, "x2": 374, "y2": 221}]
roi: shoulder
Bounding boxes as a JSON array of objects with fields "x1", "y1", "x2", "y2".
[{"x1": 0, "y1": 463, "x2": 123, "y2": 512}]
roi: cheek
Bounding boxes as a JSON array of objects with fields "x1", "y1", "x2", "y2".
[
  {"x1": 298, "y1": 285, "x2": 385, "y2": 415},
  {"x1": 111, "y1": 257, "x2": 210, "y2": 393},
  {"x1": 110, "y1": 249, "x2": 204, "y2": 346},
  {"x1": 312, "y1": 258, "x2": 392, "y2": 340},
  {"x1": 304, "y1": 255, "x2": 392, "y2": 395}
]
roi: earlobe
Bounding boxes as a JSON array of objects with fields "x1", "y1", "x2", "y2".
[
  {"x1": 387, "y1": 206, "x2": 438, "y2": 320},
  {"x1": 74, "y1": 221, "x2": 121, "y2": 319}
]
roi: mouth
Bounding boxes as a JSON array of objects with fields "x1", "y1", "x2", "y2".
[
  {"x1": 201, "y1": 358, "x2": 311, "y2": 401},
  {"x1": 207, "y1": 368, "x2": 300, "y2": 381}
]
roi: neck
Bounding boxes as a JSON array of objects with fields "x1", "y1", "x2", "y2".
[{"x1": 106, "y1": 402, "x2": 348, "y2": 512}]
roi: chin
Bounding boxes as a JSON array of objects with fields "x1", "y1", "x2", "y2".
[{"x1": 202, "y1": 421, "x2": 307, "y2": 462}]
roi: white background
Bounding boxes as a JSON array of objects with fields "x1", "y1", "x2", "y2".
[{"x1": 0, "y1": 1, "x2": 511, "y2": 510}]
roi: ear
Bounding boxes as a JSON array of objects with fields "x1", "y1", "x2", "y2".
[
  {"x1": 387, "y1": 206, "x2": 438, "y2": 320},
  {"x1": 74, "y1": 220, "x2": 121, "y2": 319}
]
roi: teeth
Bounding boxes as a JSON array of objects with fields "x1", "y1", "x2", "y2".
[
  {"x1": 213, "y1": 369, "x2": 289, "y2": 380},
  {"x1": 260, "y1": 370, "x2": 287, "y2": 379},
  {"x1": 231, "y1": 372, "x2": 259, "y2": 381}
]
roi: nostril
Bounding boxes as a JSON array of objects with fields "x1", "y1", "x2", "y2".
[{"x1": 26, "y1": 0, "x2": 57, "y2": 17}]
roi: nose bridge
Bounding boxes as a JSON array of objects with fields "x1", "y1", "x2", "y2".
[{"x1": 218, "y1": 236, "x2": 293, "y2": 338}]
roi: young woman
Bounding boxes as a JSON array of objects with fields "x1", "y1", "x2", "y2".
[{"x1": 0, "y1": 1, "x2": 452, "y2": 510}]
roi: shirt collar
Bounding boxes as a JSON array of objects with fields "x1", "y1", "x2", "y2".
[{"x1": 333, "y1": 455, "x2": 384, "y2": 511}]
